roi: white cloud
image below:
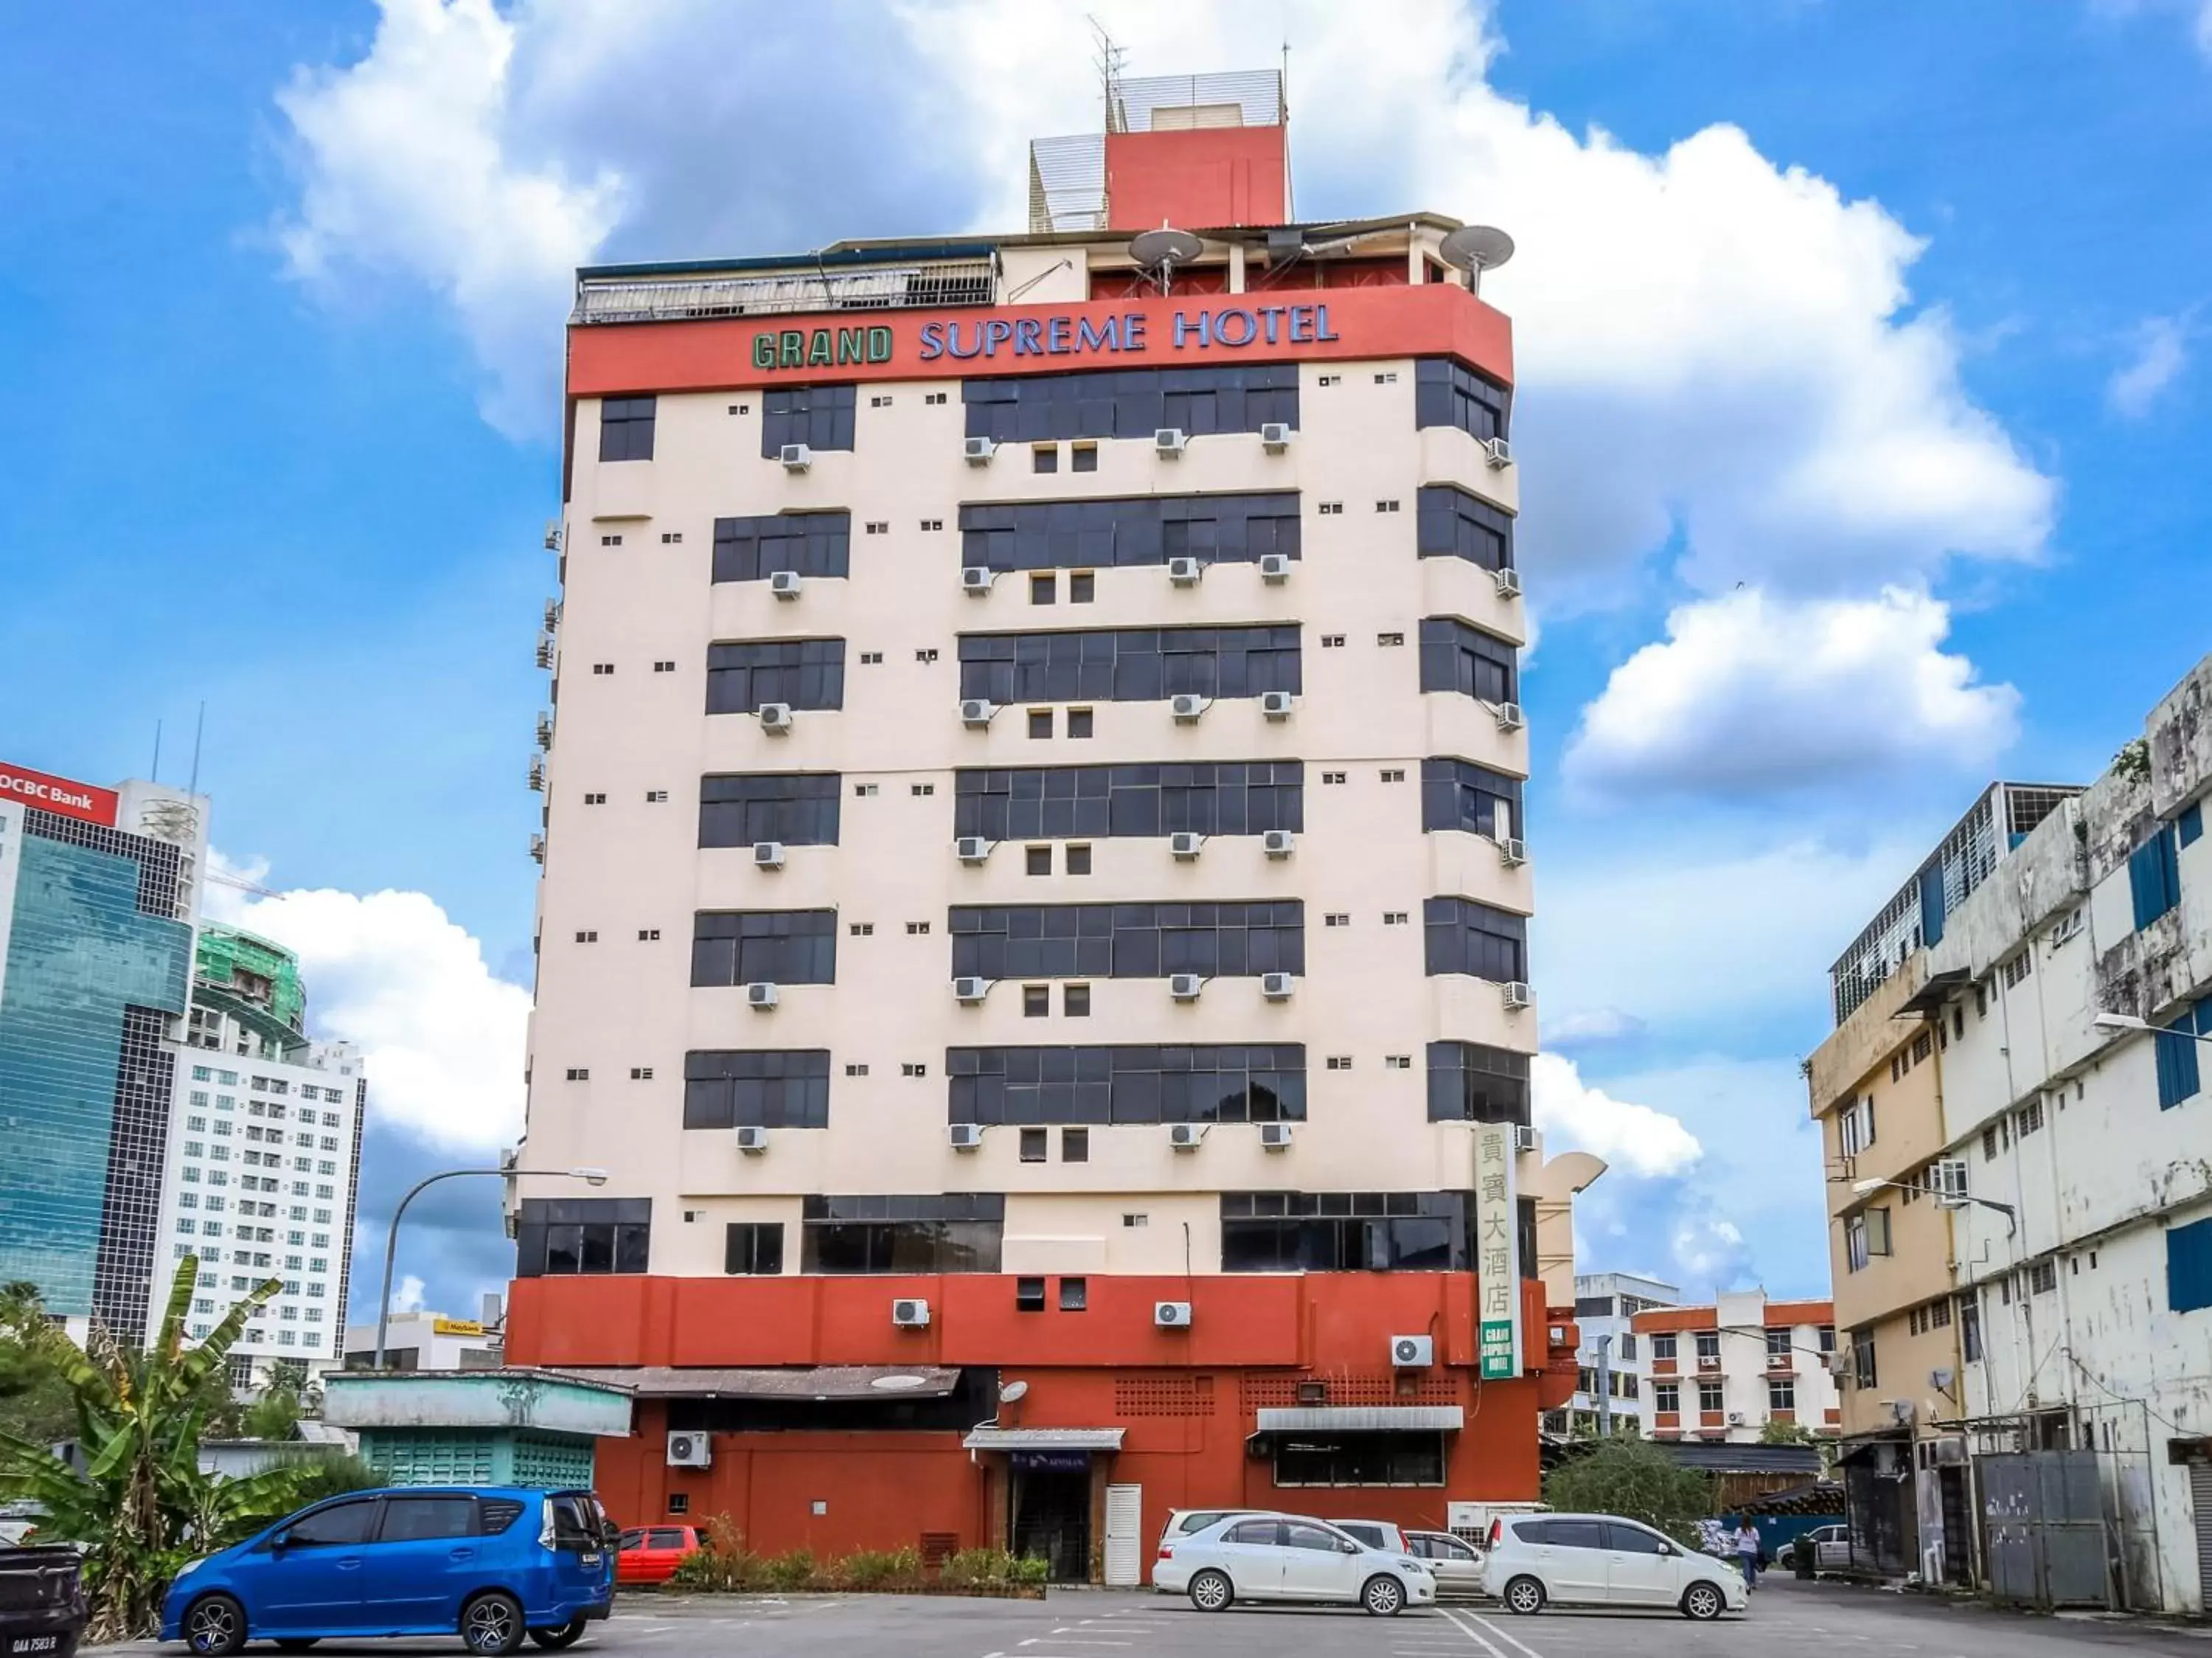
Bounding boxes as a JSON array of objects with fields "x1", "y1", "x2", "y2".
[
  {"x1": 2108, "y1": 314, "x2": 2189, "y2": 417},
  {"x1": 1563, "y1": 586, "x2": 2020, "y2": 797},
  {"x1": 1543, "y1": 1007, "x2": 1647, "y2": 1048},
  {"x1": 1531, "y1": 1052, "x2": 1702, "y2": 1178},
  {"x1": 1671, "y1": 1216, "x2": 1750, "y2": 1285},
  {"x1": 204, "y1": 854, "x2": 529, "y2": 1154},
  {"x1": 392, "y1": 1273, "x2": 428, "y2": 1315}
]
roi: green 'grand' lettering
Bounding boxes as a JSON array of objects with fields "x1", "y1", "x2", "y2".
[
  {"x1": 778, "y1": 331, "x2": 804, "y2": 368},
  {"x1": 807, "y1": 329, "x2": 834, "y2": 367},
  {"x1": 752, "y1": 333, "x2": 776, "y2": 370},
  {"x1": 836, "y1": 328, "x2": 865, "y2": 364},
  {"x1": 866, "y1": 326, "x2": 894, "y2": 362}
]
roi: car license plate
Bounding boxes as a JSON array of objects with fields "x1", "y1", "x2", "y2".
[
  {"x1": 580, "y1": 1553, "x2": 602, "y2": 1567},
  {"x1": 12, "y1": 1637, "x2": 62, "y2": 1654}
]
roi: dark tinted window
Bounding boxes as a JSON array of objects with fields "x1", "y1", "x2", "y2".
[
  {"x1": 617, "y1": 1530, "x2": 646, "y2": 1551},
  {"x1": 684, "y1": 1050, "x2": 831, "y2": 1128},
  {"x1": 1426, "y1": 1041, "x2": 1531, "y2": 1124},
  {"x1": 1425, "y1": 898, "x2": 1528, "y2": 982},
  {"x1": 550, "y1": 1494, "x2": 601, "y2": 1545},
  {"x1": 958, "y1": 625, "x2": 1300, "y2": 705},
  {"x1": 960, "y1": 493, "x2": 1299, "y2": 573},
  {"x1": 599, "y1": 396, "x2": 656, "y2": 462},
  {"x1": 648, "y1": 1528, "x2": 691, "y2": 1550},
  {"x1": 1224, "y1": 1519, "x2": 1281, "y2": 1545},
  {"x1": 379, "y1": 1496, "x2": 477, "y2": 1542},
  {"x1": 949, "y1": 901, "x2": 1304, "y2": 981},
  {"x1": 1336, "y1": 1524, "x2": 1387, "y2": 1549},
  {"x1": 1420, "y1": 759, "x2": 1523, "y2": 840},
  {"x1": 954, "y1": 762, "x2": 1301, "y2": 842},
  {"x1": 690, "y1": 910, "x2": 837, "y2": 987},
  {"x1": 515, "y1": 1196, "x2": 652, "y2": 1279},
  {"x1": 1415, "y1": 485, "x2": 1513, "y2": 571},
  {"x1": 1511, "y1": 1519, "x2": 1554, "y2": 1546},
  {"x1": 1419, "y1": 618, "x2": 1517, "y2": 705},
  {"x1": 724, "y1": 1222, "x2": 784, "y2": 1274},
  {"x1": 799, "y1": 1193, "x2": 1004, "y2": 1274},
  {"x1": 1282, "y1": 1522, "x2": 1346, "y2": 1552},
  {"x1": 1547, "y1": 1520, "x2": 1610, "y2": 1552},
  {"x1": 948, "y1": 1044, "x2": 1304, "y2": 1125},
  {"x1": 479, "y1": 1499, "x2": 525, "y2": 1533},
  {"x1": 706, "y1": 639, "x2": 846, "y2": 712},
  {"x1": 964, "y1": 365, "x2": 1297, "y2": 443},
  {"x1": 699, "y1": 774, "x2": 841, "y2": 847},
  {"x1": 713, "y1": 513, "x2": 850, "y2": 583},
  {"x1": 287, "y1": 1499, "x2": 378, "y2": 1547},
  {"x1": 1413, "y1": 359, "x2": 1509, "y2": 443},
  {"x1": 1220, "y1": 1192, "x2": 1472, "y2": 1272},
  {"x1": 1605, "y1": 1523, "x2": 1670, "y2": 1555},
  {"x1": 762, "y1": 384, "x2": 856, "y2": 456}
]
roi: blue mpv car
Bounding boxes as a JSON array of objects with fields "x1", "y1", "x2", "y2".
[{"x1": 162, "y1": 1486, "x2": 616, "y2": 1656}]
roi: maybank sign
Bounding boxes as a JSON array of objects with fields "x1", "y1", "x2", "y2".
[{"x1": 749, "y1": 302, "x2": 1341, "y2": 371}]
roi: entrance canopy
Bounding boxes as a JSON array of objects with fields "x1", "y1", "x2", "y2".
[
  {"x1": 963, "y1": 1426, "x2": 1127, "y2": 1451},
  {"x1": 1253, "y1": 1405, "x2": 1464, "y2": 1432}
]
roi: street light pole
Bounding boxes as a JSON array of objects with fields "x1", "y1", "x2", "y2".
[
  {"x1": 2095, "y1": 1010, "x2": 2212, "y2": 1044},
  {"x1": 1596, "y1": 1334, "x2": 1614, "y2": 1437},
  {"x1": 1851, "y1": 1176, "x2": 2017, "y2": 1235},
  {"x1": 373, "y1": 1165, "x2": 606, "y2": 1370}
]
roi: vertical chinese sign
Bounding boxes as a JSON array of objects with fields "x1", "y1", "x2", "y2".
[{"x1": 1474, "y1": 1123, "x2": 1521, "y2": 1379}]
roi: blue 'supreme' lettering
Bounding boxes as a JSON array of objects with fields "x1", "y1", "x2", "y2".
[{"x1": 776, "y1": 300, "x2": 1340, "y2": 370}]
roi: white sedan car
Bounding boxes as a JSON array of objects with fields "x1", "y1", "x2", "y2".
[
  {"x1": 1155, "y1": 1513, "x2": 1438, "y2": 1615},
  {"x1": 1481, "y1": 1512, "x2": 1747, "y2": 1620}
]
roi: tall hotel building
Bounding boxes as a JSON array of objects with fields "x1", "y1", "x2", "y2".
[{"x1": 509, "y1": 74, "x2": 1591, "y2": 1576}]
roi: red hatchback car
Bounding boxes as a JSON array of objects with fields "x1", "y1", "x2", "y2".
[{"x1": 616, "y1": 1525, "x2": 703, "y2": 1585}]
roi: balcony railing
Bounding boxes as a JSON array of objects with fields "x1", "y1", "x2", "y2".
[{"x1": 572, "y1": 259, "x2": 998, "y2": 326}]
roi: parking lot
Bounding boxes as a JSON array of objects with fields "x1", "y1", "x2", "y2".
[{"x1": 104, "y1": 1578, "x2": 2212, "y2": 1658}]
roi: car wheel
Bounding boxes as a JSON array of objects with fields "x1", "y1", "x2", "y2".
[
  {"x1": 1361, "y1": 1575, "x2": 1405, "y2": 1617},
  {"x1": 462, "y1": 1590, "x2": 527, "y2": 1656},
  {"x1": 528, "y1": 1618, "x2": 589, "y2": 1649},
  {"x1": 183, "y1": 1593, "x2": 247, "y2": 1657},
  {"x1": 1681, "y1": 1581, "x2": 1726, "y2": 1621},
  {"x1": 1501, "y1": 1575, "x2": 1545, "y2": 1616},
  {"x1": 1188, "y1": 1569, "x2": 1234, "y2": 1612}
]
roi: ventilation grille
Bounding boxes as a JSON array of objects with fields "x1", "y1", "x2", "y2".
[
  {"x1": 1239, "y1": 1371, "x2": 1458, "y2": 1411},
  {"x1": 1115, "y1": 1374, "x2": 1217, "y2": 1418}
]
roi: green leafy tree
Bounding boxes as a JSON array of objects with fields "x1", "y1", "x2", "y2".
[
  {"x1": 1541, "y1": 1436, "x2": 1714, "y2": 1546},
  {"x1": 0, "y1": 1258, "x2": 341, "y2": 1640},
  {"x1": 0, "y1": 1281, "x2": 76, "y2": 1446},
  {"x1": 1759, "y1": 1416, "x2": 1838, "y2": 1471}
]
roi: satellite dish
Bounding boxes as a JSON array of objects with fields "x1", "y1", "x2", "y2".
[
  {"x1": 1439, "y1": 225, "x2": 1516, "y2": 296},
  {"x1": 999, "y1": 1378, "x2": 1029, "y2": 1404},
  {"x1": 1129, "y1": 226, "x2": 1205, "y2": 294}
]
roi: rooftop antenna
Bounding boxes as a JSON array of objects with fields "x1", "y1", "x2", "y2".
[
  {"x1": 1439, "y1": 225, "x2": 1516, "y2": 298},
  {"x1": 188, "y1": 700, "x2": 206, "y2": 796},
  {"x1": 150, "y1": 718, "x2": 163, "y2": 784},
  {"x1": 1129, "y1": 226, "x2": 1204, "y2": 296},
  {"x1": 1281, "y1": 40, "x2": 1294, "y2": 222},
  {"x1": 1089, "y1": 15, "x2": 1128, "y2": 133}
]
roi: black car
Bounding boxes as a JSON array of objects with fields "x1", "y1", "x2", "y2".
[{"x1": 0, "y1": 1547, "x2": 86, "y2": 1658}]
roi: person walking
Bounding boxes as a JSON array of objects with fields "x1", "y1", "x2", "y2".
[{"x1": 1733, "y1": 1517, "x2": 1762, "y2": 1590}]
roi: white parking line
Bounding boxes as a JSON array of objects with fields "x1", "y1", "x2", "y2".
[
  {"x1": 1437, "y1": 1606, "x2": 1518, "y2": 1658},
  {"x1": 1457, "y1": 1609, "x2": 1546, "y2": 1658}
]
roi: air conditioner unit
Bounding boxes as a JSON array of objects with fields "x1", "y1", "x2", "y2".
[
  {"x1": 1262, "y1": 829, "x2": 1295, "y2": 858},
  {"x1": 666, "y1": 1431, "x2": 712, "y2": 1468},
  {"x1": 1826, "y1": 1349, "x2": 1851, "y2": 1377},
  {"x1": 1391, "y1": 1335, "x2": 1435, "y2": 1369},
  {"x1": 961, "y1": 566, "x2": 995, "y2": 595},
  {"x1": 735, "y1": 1125, "x2": 769, "y2": 1154},
  {"x1": 528, "y1": 833, "x2": 546, "y2": 864},
  {"x1": 1258, "y1": 552, "x2": 1292, "y2": 583},
  {"x1": 1512, "y1": 1123, "x2": 1537, "y2": 1154},
  {"x1": 543, "y1": 596, "x2": 561, "y2": 629},
  {"x1": 1494, "y1": 702, "x2": 1525, "y2": 732},
  {"x1": 1697, "y1": 1355, "x2": 1723, "y2": 1372},
  {"x1": 952, "y1": 977, "x2": 990, "y2": 1004},
  {"x1": 758, "y1": 702, "x2": 794, "y2": 733},
  {"x1": 535, "y1": 711, "x2": 554, "y2": 750},
  {"x1": 1167, "y1": 1123, "x2": 1208, "y2": 1151},
  {"x1": 1495, "y1": 567, "x2": 1523, "y2": 600},
  {"x1": 534, "y1": 632, "x2": 556, "y2": 670},
  {"x1": 1155, "y1": 1300, "x2": 1194, "y2": 1328},
  {"x1": 1259, "y1": 690, "x2": 1295, "y2": 721},
  {"x1": 1484, "y1": 436, "x2": 1512, "y2": 469},
  {"x1": 954, "y1": 836, "x2": 992, "y2": 864},
  {"x1": 1726, "y1": 1412, "x2": 1746, "y2": 1426},
  {"x1": 1260, "y1": 972, "x2": 1295, "y2": 1002},
  {"x1": 1170, "y1": 693, "x2": 1208, "y2": 723},
  {"x1": 1502, "y1": 981, "x2": 1533, "y2": 1010},
  {"x1": 948, "y1": 1123, "x2": 985, "y2": 1151},
  {"x1": 1169, "y1": 974, "x2": 1204, "y2": 1002},
  {"x1": 1154, "y1": 428, "x2": 1188, "y2": 457},
  {"x1": 959, "y1": 698, "x2": 996, "y2": 728},
  {"x1": 752, "y1": 841, "x2": 785, "y2": 869},
  {"x1": 891, "y1": 1297, "x2": 932, "y2": 1328},
  {"x1": 779, "y1": 443, "x2": 813, "y2": 471},
  {"x1": 1498, "y1": 836, "x2": 1527, "y2": 867},
  {"x1": 963, "y1": 435, "x2": 997, "y2": 465},
  {"x1": 1169, "y1": 831, "x2": 1204, "y2": 860},
  {"x1": 745, "y1": 982, "x2": 779, "y2": 1010},
  {"x1": 769, "y1": 569, "x2": 803, "y2": 600},
  {"x1": 1167, "y1": 557, "x2": 1203, "y2": 586},
  {"x1": 1258, "y1": 1122, "x2": 1293, "y2": 1151},
  {"x1": 526, "y1": 756, "x2": 545, "y2": 792},
  {"x1": 1259, "y1": 421, "x2": 1293, "y2": 452},
  {"x1": 543, "y1": 520, "x2": 563, "y2": 552}
]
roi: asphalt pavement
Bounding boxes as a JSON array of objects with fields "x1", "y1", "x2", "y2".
[{"x1": 102, "y1": 1575, "x2": 2212, "y2": 1657}]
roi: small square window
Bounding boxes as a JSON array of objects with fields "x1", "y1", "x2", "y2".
[
  {"x1": 855, "y1": 783, "x2": 879, "y2": 797},
  {"x1": 653, "y1": 660, "x2": 675, "y2": 672},
  {"x1": 1071, "y1": 443, "x2": 1099, "y2": 472},
  {"x1": 661, "y1": 531, "x2": 682, "y2": 544},
  {"x1": 925, "y1": 392, "x2": 947, "y2": 406},
  {"x1": 630, "y1": 1066, "x2": 653, "y2": 1081},
  {"x1": 1059, "y1": 1277, "x2": 1088, "y2": 1311},
  {"x1": 583, "y1": 791, "x2": 607, "y2": 804},
  {"x1": 645, "y1": 789, "x2": 669, "y2": 802},
  {"x1": 600, "y1": 534, "x2": 622, "y2": 547},
  {"x1": 906, "y1": 920, "x2": 931, "y2": 934},
  {"x1": 1318, "y1": 502, "x2": 1343, "y2": 516},
  {"x1": 1020, "y1": 1128, "x2": 1048, "y2": 1162},
  {"x1": 591, "y1": 663, "x2": 613, "y2": 676},
  {"x1": 1066, "y1": 844, "x2": 1092, "y2": 875},
  {"x1": 1325, "y1": 912, "x2": 1350, "y2": 928},
  {"x1": 669, "y1": 1494, "x2": 690, "y2": 1515},
  {"x1": 1377, "y1": 634, "x2": 1405, "y2": 649},
  {"x1": 902, "y1": 1062, "x2": 928, "y2": 1078},
  {"x1": 1374, "y1": 371, "x2": 1398, "y2": 384},
  {"x1": 1070, "y1": 572, "x2": 1096, "y2": 604},
  {"x1": 1068, "y1": 708, "x2": 1095, "y2": 738},
  {"x1": 916, "y1": 648, "x2": 939, "y2": 664},
  {"x1": 860, "y1": 651, "x2": 883, "y2": 665},
  {"x1": 1065, "y1": 983, "x2": 1091, "y2": 1017},
  {"x1": 849, "y1": 922, "x2": 874, "y2": 936},
  {"x1": 566, "y1": 1068, "x2": 589, "y2": 1081},
  {"x1": 1032, "y1": 445, "x2": 1059, "y2": 474},
  {"x1": 912, "y1": 783, "x2": 935, "y2": 797},
  {"x1": 920, "y1": 518, "x2": 944, "y2": 531},
  {"x1": 1377, "y1": 500, "x2": 1400, "y2": 513},
  {"x1": 1321, "y1": 771, "x2": 1347, "y2": 785},
  {"x1": 1123, "y1": 1212, "x2": 1148, "y2": 1227},
  {"x1": 1028, "y1": 710, "x2": 1053, "y2": 739},
  {"x1": 574, "y1": 930, "x2": 598, "y2": 943},
  {"x1": 1030, "y1": 573, "x2": 1056, "y2": 605},
  {"x1": 1327, "y1": 1055, "x2": 1353, "y2": 1071},
  {"x1": 1026, "y1": 846, "x2": 1052, "y2": 876},
  {"x1": 1383, "y1": 911, "x2": 1409, "y2": 926},
  {"x1": 1062, "y1": 1127, "x2": 1089, "y2": 1162},
  {"x1": 1320, "y1": 634, "x2": 1346, "y2": 648},
  {"x1": 1385, "y1": 1055, "x2": 1412, "y2": 1069},
  {"x1": 866, "y1": 521, "x2": 888, "y2": 535},
  {"x1": 1016, "y1": 1276, "x2": 1046, "y2": 1310},
  {"x1": 1023, "y1": 985, "x2": 1051, "y2": 1018},
  {"x1": 1318, "y1": 374, "x2": 1340, "y2": 387},
  {"x1": 846, "y1": 1063, "x2": 869, "y2": 1076},
  {"x1": 870, "y1": 394, "x2": 893, "y2": 408}
]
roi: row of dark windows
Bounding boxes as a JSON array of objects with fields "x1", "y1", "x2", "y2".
[
  {"x1": 946, "y1": 1044, "x2": 1307, "y2": 1125},
  {"x1": 952, "y1": 762, "x2": 1304, "y2": 842},
  {"x1": 948, "y1": 901, "x2": 1306, "y2": 982},
  {"x1": 1424, "y1": 897, "x2": 1528, "y2": 983},
  {"x1": 959, "y1": 493, "x2": 1300, "y2": 573},
  {"x1": 1416, "y1": 485, "x2": 1514, "y2": 572},
  {"x1": 957, "y1": 625, "x2": 1301, "y2": 705},
  {"x1": 1413, "y1": 360, "x2": 1510, "y2": 444},
  {"x1": 1220, "y1": 1190, "x2": 1475, "y2": 1273},
  {"x1": 1419, "y1": 758, "x2": 1522, "y2": 839},
  {"x1": 761, "y1": 384, "x2": 856, "y2": 457},
  {"x1": 801, "y1": 1193, "x2": 1006, "y2": 1275},
  {"x1": 1418, "y1": 617, "x2": 1518, "y2": 705},
  {"x1": 513, "y1": 1196, "x2": 653, "y2": 1277},
  {"x1": 713, "y1": 513, "x2": 850, "y2": 583},
  {"x1": 964, "y1": 365, "x2": 1298, "y2": 443},
  {"x1": 682, "y1": 1050, "x2": 832, "y2": 1130},
  {"x1": 690, "y1": 909, "x2": 838, "y2": 987},
  {"x1": 706, "y1": 639, "x2": 846, "y2": 712},
  {"x1": 699, "y1": 773, "x2": 842, "y2": 847},
  {"x1": 1427, "y1": 1041, "x2": 1531, "y2": 1123}
]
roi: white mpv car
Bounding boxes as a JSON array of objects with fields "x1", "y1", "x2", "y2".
[
  {"x1": 1155, "y1": 1513, "x2": 1437, "y2": 1615},
  {"x1": 1481, "y1": 1512, "x2": 1746, "y2": 1620}
]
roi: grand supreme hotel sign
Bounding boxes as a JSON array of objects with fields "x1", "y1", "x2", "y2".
[{"x1": 568, "y1": 282, "x2": 1514, "y2": 397}]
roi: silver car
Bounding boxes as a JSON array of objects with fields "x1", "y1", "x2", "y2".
[
  {"x1": 1405, "y1": 1529, "x2": 1486, "y2": 1598},
  {"x1": 1154, "y1": 1513, "x2": 1438, "y2": 1615}
]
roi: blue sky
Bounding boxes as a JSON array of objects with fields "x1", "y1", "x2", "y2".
[{"x1": 4, "y1": 0, "x2": 2208, "y2": 1324}]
